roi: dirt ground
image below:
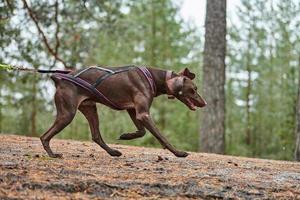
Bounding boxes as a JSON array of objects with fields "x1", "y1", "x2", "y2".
[{"x1": 0, "y1": 134, "x2": 299, "y2": 199}]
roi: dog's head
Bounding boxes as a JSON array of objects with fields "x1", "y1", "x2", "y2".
[{"x1": 166, "y1": 68, "x2": 207, "y2": 111}]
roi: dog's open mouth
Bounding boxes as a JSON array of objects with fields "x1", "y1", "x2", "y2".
[
  {"x1": 186, "y1": 98, "x2": 197, "y2": 111},
  {"x1": 183, "y1": 97, "x2": 207, "y2": 111}
]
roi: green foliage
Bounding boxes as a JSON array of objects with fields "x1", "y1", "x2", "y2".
[
  {"x1": 0, "y1": 0, "x2": 202, "y2": 152},
  {"x1": 1, "y1": 0, "x2": 299, "y2": 160},
  {"x1": 226, "y1": 0, "x2": 300, "y2": 160}
]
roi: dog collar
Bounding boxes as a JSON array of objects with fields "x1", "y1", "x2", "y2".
[{"x1": 166, "y1": 70, "x2": 175, "y2": 99}]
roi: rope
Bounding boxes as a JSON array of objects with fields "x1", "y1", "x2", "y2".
[
  {"x1": 0, "y1": 63, "x2": 72, "y2": 74},
  {"x1": 0, "y1": 63, "x2": 37, "y2": 72}
]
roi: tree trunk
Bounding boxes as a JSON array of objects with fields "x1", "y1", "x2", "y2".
[
  {"x1": 200, "y1": 0, "x2": 226, "y2": 154},
  {"x1": 150, "y1": 0, "x2": 157, "y2": 67},
  {"x1": 294, "y1": 55, "x2": 300, "y2": 161},
  {"x1": 245, "y1": 64, "x2": 252, "y2": 145},
  {"x1": 31, "y1": 73, "x2": 37, "y2": 136},
  {"x1": 0, "y1": 88, "x2": 2, "y2": 133},
  {"x1": 245, "y1": 28, "x2": 252, "y2": 146},
  {"x1": 159, "y1": 4, "x2": 167, "y2": 130}
]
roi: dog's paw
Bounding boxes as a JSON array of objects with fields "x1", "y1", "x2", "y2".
[
  {"x1": 109, "y1": 149, "x2": 122, "y2": 157},
  {"x1": 174, "y1": 151, "x2": 189, "y2": 158},
  {"x1": 49, "y1": 153, "x2": 63, "y2": 158},
  {"x1": 119, "y1": 133, "x2": 132, "y2": 140},
  {"x1": 119, "y1": 131, "x2": 145, "y2": 140}
]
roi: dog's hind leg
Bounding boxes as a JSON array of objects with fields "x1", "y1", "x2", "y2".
[
  {"x1": 119, "y1": 109, "x2": 146, "y2": 140},
  {"x1": 40, "y1": 83, "x2": 81, "y2": 158},
  {"x1": 79, "y1": 101, "x2": 122, "y2": 157}
]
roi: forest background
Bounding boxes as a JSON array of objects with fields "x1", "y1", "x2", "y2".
[{"x1": 1, "y1": 0, "x2": 300, "y2": 161}]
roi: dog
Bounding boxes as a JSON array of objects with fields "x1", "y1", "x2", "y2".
[{"x1": 40, "y1": 65, "x2": 207, "y2": 158}]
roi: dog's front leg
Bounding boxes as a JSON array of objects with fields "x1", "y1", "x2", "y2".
[
  {"x1": 119, "y1": 109, "x2": 146, "y2": 140},
  {"x1": 135, "y1": 103, "x2": 188, "y2": 158}
]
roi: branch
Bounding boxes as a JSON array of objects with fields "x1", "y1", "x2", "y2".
[
  {"x1": 81, "y1": 0, "x2": 105, "y2": 23},
  {"x1": 1, "y1": 0, "x2": 13, "y2": 20},
  {"x1": 5, "y1": 0, "x2": 14, "y2": 14},
  {"x1": 54, "y1": 0, "x2": 60, "y2": 57},
  {"x1": 22, "y1": 0, "x2": 68, "y2": 68},
  {"x1": 50, "y1": 0, "x2": 60, "y2": 69}
]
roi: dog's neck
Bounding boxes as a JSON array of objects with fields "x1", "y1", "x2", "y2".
[{"x1": 148, "y1": 68, "x2": 176, "y2": 97}]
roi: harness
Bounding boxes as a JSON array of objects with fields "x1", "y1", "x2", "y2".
[{"x1": 53, "y1": 66, "x2": 156, "y2": 110}]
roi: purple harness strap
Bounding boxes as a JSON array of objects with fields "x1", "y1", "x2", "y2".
[
  {"x1": 137, "y1": 66, "x2": 156, "y2": 96},
  {"x1": 52, "y1": 66, "x2": 156, "y2": 110},
  {"x1": 53, "y1": 73, "x2": 122, "y2": 110}
]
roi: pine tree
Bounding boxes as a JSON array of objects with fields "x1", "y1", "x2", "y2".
[
  {"x1": 200, "y1": 0, "x2": 227, "y2": 154},
  {"x1": 295, "y1": 55, "x2": 300, "y2": 161}
]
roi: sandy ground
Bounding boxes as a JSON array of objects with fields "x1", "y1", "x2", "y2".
[{"x1": 0, "y1": 134, "x2": 299, "y2": 199}]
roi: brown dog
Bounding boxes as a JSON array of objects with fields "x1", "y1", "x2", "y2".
[{"x1": 40, "y1": 65, "x2": 206, "y2": 158}]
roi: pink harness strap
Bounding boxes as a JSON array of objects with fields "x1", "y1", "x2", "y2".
[
  {"x1": 53, "y1": 73, "x2": 122, "y2": 110},
  {"x1": 137, "y1": 66, "x2": 157, "y2": 96},
  {"x1": 53, "y1": 66, "x2": 158, "y2": 110}
]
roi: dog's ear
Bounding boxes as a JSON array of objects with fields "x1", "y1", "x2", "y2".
[{"x1": 178, "y1": 68, "x2": 195, "y2": 80}]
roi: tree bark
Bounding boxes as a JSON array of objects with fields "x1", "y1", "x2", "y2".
[
  {"x1": 245, "y1": 63, "x2": 252, "y2": 145},
  {"x1": 31, "y1": 73, "x2": 37, "y2": 137},
  {"x1": 200, "y1": 0, "x2": 226, "y2": 154},
  {"x1": 150, "y1": 0, "x2": 157, "y2": 67},
  {"x1": 245, "y1": 29, "x2": 252, "y2": 146},
  {"x1": 294, "y1": 55, "x2": 300, "y2": 161},
  {"x1": 0, "y1": 88, "x2": 2, "y2": 133}
]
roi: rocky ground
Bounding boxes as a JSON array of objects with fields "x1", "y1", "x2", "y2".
[{"x1": 0, "y1": 134, "x2": 299, "y2": 199}]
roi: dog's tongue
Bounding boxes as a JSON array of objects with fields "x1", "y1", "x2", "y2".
[
  {"x1": 186, "y1": 98, "x2": 197, "y2": 111},
  {"x1": 190, "y1": 104, "x2": 197, "y2": 111}
]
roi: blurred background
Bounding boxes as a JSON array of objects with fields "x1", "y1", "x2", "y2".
[{"x1": 1, "y1": 0, "x2": 300, "y2": 161}]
